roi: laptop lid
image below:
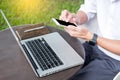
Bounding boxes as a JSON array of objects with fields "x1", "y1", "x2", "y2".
[{"x1": 0, "y1": 9, "x2": 19, "y2": 43}]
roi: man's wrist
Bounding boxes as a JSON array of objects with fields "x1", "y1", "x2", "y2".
[
  {"x1": 86, "y1": 32, "x2": 93, "y2": 41},
  {"x1": 88, "y1": 33, "x2": 98, "y2": 46}
]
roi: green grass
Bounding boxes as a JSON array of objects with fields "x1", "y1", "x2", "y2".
[{"x1": 0, "y1": 0, "x2": 83, "y2": 30}]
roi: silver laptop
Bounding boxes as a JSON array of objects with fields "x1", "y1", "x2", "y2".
[{"x1": 0, "y1": 9, "x2": 84, "y2": 77}]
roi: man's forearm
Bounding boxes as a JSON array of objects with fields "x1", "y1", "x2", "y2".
[
  {"x1": 76, "y1": 10, "x2": 120, "y2": 55},
  {"x1": 97, "y1": 36, "x2": 120, "y2": 55}
]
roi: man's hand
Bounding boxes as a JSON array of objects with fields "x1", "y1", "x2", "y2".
[
  {"x1": 59, "y1": 10, "x2": 80, "y2": 25},
  {"x1": 59, "y1": 10, "x2": 88, "y2": 25},
  {"x1": 64, "y1": 25, "x2": 93, "y2": 41}
]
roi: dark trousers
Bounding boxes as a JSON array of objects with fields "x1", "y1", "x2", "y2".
[{"x1": 69, "y1": 42, "x2": 120, "y2": 80}]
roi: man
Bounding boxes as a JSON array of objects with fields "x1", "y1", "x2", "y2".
[{"x1": 59, "y1": 0, "x2": 120, "y2": 80}]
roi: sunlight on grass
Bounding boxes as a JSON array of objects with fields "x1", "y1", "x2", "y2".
[
  {"x1": 17, "y1": 0, "x2": 40, "y2": 11},
  {"x1": 15, "y1": 0, "x2": 50, "y2": 13},
  {"x1": 10, "y1": 0, "x2": 53, "y2": 17}
]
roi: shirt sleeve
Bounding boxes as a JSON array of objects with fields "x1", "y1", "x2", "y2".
[{"x1": 78, "y1": 0, "x2": 97, "y2": 21}]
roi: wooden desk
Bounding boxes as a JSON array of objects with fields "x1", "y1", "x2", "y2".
[{"x1": 0, "y1": 26, "x2": 85, "y2": 80}]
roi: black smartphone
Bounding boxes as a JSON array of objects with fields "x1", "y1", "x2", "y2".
[{"x1": 52, "y1": 18, "x2": 77, "y2": 27}]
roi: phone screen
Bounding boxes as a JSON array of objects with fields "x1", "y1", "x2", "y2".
[{"x1": 53, "y1": 18, "x2": 77, "y2": 27}]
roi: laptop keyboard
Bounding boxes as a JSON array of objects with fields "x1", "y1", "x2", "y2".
[{"x1": 22, "y1": 37, "x2": 64, "y2": 71}]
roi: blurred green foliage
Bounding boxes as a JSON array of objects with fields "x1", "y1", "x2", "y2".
[{"x1": 0, "y1": 0, "x2": 83, "y2": 30}]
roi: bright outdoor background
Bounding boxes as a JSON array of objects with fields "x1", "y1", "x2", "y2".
[{"x1": 0, "y1": 0, "x2": 83, "y2": 30}]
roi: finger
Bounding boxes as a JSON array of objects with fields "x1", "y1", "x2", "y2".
[
  {"x1": 64, "y1": 26, "x2": 73, "y2": 32},
  {"x1": 65, "y1": 25, "x2": 78, "y2": 33},
  {"x1": 64, "y1": 26, "x2": 82, "y2": 37},
  {"x1": 67, "y1": 13, "x2": 76, "y2": 23},
  {"x1": 66, "y1": 13, "x2": 72, "y2": 22},
  {"x1": 59, "y1": 10, "x2": 70, "y2": 21},
  {"x1": 64, "y1": 27, "x2": 71, "y2": 34},
  {"x1": 66, "y1": 13, "x2": 74, "y2": 23}
]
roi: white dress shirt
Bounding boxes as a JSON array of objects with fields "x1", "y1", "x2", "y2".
[{"x1": 79, "y1": 0, "x2": 120, "y2": 61}]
